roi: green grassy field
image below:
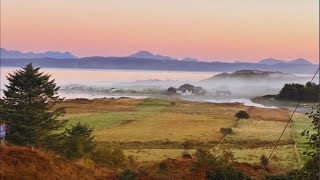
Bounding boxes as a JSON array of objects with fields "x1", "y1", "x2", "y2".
[
  {"x1": 62, "y1": 99, "x2": 170, "y2": 130},
  {"x1": 292, "y1": 113, "x2": 315, "y2": 163},
  {"x1": 57, "y1": 97, "x2": 304, "y2": 171},
  {"x1": 225, "y1": 119, "x2": 293, "y2": 145}
]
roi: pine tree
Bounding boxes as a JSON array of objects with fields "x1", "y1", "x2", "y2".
[
  {"x1": 62, "y1": 122, "x2": 95, "y2": 160},
  {"x1": 3, "y1": 63, "x2": 66, "y2": 148}
]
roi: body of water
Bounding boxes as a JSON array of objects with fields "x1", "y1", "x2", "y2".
[{"x1": 0, "y1": 66, "x2": 314, "y2": 109}]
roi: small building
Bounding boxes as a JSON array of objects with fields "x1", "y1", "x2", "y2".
[{"x1": 216, "y1": 90, "x2": 232, "y2": 96}]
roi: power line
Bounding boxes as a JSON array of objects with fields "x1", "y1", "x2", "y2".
[{"x1": 258, "y1": 67, "x2": 320, "y2": 179}]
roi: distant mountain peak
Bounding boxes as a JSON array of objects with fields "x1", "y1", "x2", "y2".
[
  {"x1": 181, "y1": 57, "x2": 199, "y2": 62},
  {"x1": 258, "y1": 58, "x2": 286, "y2": 65},
  {"x1": 132, "y1": 50, "x2": 153, "y2": 56},
  {"x1": 258, "y1": 58, "x2": 312, "y2": 65},
  {"x1": 289, "y1": 58, "x2": 312, "y2": 65},
  {"x1": 0, "y1": 48, "x2": 77, "y2": 59},
  {"x1": 128, "y1": 50, "x2": 177, "y2": 60}
]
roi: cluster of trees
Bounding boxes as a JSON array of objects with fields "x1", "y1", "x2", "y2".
[
  {"x1": 277, "y1": 82, "x2": 319, "y2": 102},
  {"x1": 1, "y1": 64, "x2": 97, "y2": 161}
]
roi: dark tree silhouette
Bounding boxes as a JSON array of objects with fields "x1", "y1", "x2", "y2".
[
  {"x1": 277, "y1": 82, "x2": 319, "y2": 102},
  {"x1": 3, "y1": 63, "x2": 66, "y2": 148},
  {"x1": 235, "y1": 111, "x2": 249, "y2": 120}
]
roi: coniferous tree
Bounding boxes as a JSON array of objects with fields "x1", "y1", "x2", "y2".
[
  {"x1": 3, "y1": 63, "x2": 66, "y2": 148},
  {"x1": 62, "y1": 122, "x2": 95, "y2": 160}
]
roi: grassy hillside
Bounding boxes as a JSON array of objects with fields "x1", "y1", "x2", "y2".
[{"x1": 0, "y1": 145, "x2": 117, "y2": 179}]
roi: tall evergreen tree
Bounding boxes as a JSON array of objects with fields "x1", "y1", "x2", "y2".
[{"x1": 3, "y1": 63, "x2": 66, "y2": 148}]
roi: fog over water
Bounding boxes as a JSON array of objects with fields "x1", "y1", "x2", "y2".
[{"x1": 1, "y1": 67, "x2": 317, "y2": 109}]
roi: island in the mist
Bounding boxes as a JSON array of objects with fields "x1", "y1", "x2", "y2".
[{"x1": 57, "y1": 69, "x2": 317, "y2": 100}]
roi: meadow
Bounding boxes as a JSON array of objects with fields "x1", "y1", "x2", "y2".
[
  {"x1": 56, "y1": 97, "x2": 312, "y2": 173},
  {"x1": 292, "y1": 113, "x2": 315, "y2": 164}
]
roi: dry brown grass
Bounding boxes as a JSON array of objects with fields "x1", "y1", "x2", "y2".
[
  {"x1": 225, "y1": 119, "x2": 293, "y2": 144},
  {"x1": 94, "y1": 110, "x2": 235, "y2": 142},
  {"x1": 247, "y1": 107, "x2": 290, "y2": 122},
  {"x1": 55, "y1": 98, "x2": 142, "y2": 114},
  {"x1": 0, "y1": 145, "x2": 117, "y2": 180},
  {"x1": 123, "y1": 149, "x2": 196, "y2": 162},
  {"x1": 57, "y1": 98, "x2": 291, "y2": 144}
]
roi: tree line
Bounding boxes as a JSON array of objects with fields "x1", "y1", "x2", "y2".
[{"x1": 277, "y1": 82, "x2": 319, "y2": 102}]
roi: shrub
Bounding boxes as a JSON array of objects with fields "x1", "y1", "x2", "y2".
[
  {"x1": 183, "y1": 139, "x2": 194, "y2": 149},
  {"x1": 170, "y1": 101, "x2": 177, "y2": 107},
  {"x1": 220, "y1": 128, "x2": 233, "y2": 135},
  {"x1": 221, "y1": 149, "x2": 235, "y2": 163},
  {"x1": 194, "y1": 148, "x2": 219, "y2": 170},
  {"x1": 260, "y1": 154, "x2": 269, "y2": 168},
  {"x1": 206, "y1": 165, "x2": 250, "y2": 180},
  {"x1": 194, "y1": 148, "x2": 249, "y2": 180},
  {"x1": 159, "y1": 160, "x2": 169, "y2": 172},
  {"x1": 119, "y1": 169, "x2": 138, "y2": 180},
  {"x1": 76, "y1": 158, "x2": 95, "y2": 169},
  {"x1": 235, "y1": 111, "x2": 249, "y2": 120},
  {"x1": 62, "y1": 122, "x2": 95, "y2": 160},
  {"x1": 90, "y1": 144, "x2": 126, "y2": 168},
  {"x1": 182, "y1": 149, "x2": 193, "y2": 159},
  {"x1": 127, "y1": 155, "x2": 137, "y2": 168}
]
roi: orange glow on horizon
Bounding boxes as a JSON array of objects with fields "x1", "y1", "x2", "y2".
[{"x1": 1, "y1": 0, "x2": 319, "y2": 63}]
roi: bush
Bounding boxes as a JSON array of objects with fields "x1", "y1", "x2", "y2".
[
  {"x1": 235, "y1": 111, "x2": 249, "y2": 120},
  {"x1": 61, "y1": 122, "x2": 95, "y2": 160},
  {"x1": 220, "y1": 128, "x2": 233, "y2": 135},
  {"x1": 183, "y1": 139, "x2": 194, "y2": 149},
  {"x1": 182, "y1": 149, "x2": 193, "y2": 159},
  {"x1": 159, "y1": 160, "x2": 169, "y2": 172},
  {"x1": 119, "y1": 169, "x2": 138, "y2": 180},
  {"x1": 260, "y1": 154, "x2": 269, "y2": 168},
  {"x1": 194, "y1": 148, "x2": 219, "y2": 170},
  {"x1": 194, "y1": 148, "x2": 249, "y2": 180},
  {"x1": 76, "y1": 158, "x2": 95, "y2": 169},
  {"x1": 206, "y1": 165, "x2": 250, "y2": 180},
  {"x1": 170, "y1": 101, "x2": 177, "y2": 107},
  {"x1": 221, "y1": 149, "x2": 235, "y2": 163},
  {"x1": 127, "y1": 155, "x2": 137, "y2": 168},
  {"x1": 90, "y1": 144, "x2": 126, "y2": 168}
]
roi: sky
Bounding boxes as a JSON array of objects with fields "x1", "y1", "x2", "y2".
[{"x1": 1, "y1": 0, "x2": 319, "y2": 63}]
